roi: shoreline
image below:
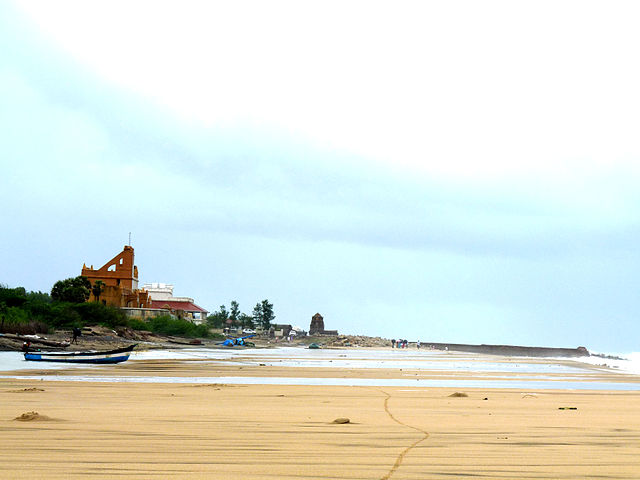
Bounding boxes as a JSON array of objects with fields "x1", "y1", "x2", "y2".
[
  {"x1": 1, "y1": 330, "x2": 601, "y2": 358},
  {"x1": 2, "y1": 346, "x2": 639, "y2": 389}
]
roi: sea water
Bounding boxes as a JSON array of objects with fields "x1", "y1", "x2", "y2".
[
  {"x1": 580, "y1": 351, "x2": 640, "y2": 375},
  {"x1": 1, "y1": 347, "x2": 639, "y2": 390}
]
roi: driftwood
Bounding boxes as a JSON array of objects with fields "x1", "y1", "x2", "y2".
[{"x1": 0, "y1": 333, "x2": 70, "y2": 348}]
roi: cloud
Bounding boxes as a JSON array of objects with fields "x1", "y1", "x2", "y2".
[
  {"x1": 3, "y1": 24, "x2": 638, "y2": 264},
  {"x1": 12, "y1": 1, "x2": 640, "y2": 177}
]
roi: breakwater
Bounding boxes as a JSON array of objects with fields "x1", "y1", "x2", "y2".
[{"x1": 425, "y1": 343, "x2": 589, "y2": 357}]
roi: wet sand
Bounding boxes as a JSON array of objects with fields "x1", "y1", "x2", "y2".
[{"x1": 2, "y1": 355, "x2": 640, "y2": 479}]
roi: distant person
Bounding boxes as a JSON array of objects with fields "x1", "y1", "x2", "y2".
[
  {"x1": 391, "y1": 339, "x2": 396, "y2": 348},
  {"x1": 21, "y1": 341, "x2": 31, "y2": 353},
  {"x1": 417, "y1": 340, "x2": 421, "y2": 349},
  {"x1": 72, "y1": 326, "x2": 81, "y2": 344}
]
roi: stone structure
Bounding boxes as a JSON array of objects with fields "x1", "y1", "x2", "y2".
[
  {"x1": 81, "y1": 246, "x2": 149, "y2": 308},
  {"x1": 270, "y1": 324, "x2": 293, "y2": 338},
  {"x1": 309, "y1": 313, "x2": 324, "y2": 335},
  {"x1": 424, "y1": 343, "x2": 590, "y2": 358},
  {"x1": 81, "y1": 246, "x2": 208, "y2": 322},
  {"x1": 309, "y1": 313, "x2": 338, "y2": 336}
]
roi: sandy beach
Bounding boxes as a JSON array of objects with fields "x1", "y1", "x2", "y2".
[{"x1": 2, "y1": 349, "x2": 640, "y2": 479}]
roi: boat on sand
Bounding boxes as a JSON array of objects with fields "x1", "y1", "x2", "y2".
[{"x1": 24, "y1": 344, "x2": 137, "y2": 364}]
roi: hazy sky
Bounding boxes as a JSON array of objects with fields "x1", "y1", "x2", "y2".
[{"x1": 2, "y1": 1, "x2": 639, "y2": 352}]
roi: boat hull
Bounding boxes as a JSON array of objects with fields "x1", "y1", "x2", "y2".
[{"x1": 24, "y1": 344, "x2": 136, "y2": 364}]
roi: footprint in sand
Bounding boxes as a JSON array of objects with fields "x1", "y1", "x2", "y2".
[{"x1": 379, "y1": 390, "x2": 430, "y2": 480}]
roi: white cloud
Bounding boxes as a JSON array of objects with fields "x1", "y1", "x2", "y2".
[{"x1": 15, "y1": 0, "x2": 640, "y2": 183}]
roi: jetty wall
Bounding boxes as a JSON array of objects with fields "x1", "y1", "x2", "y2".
[{"x1": 424, "y1": 343, "x2": 589, "y2": 357}]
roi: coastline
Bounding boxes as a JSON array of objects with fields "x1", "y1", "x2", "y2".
[{"x1": 0, "y1": 329, "x2": 597, "y2": 358}]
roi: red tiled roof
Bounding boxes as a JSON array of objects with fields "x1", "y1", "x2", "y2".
[{"x1": 149, "y1": 300, "x2": 208, "y2": 313}]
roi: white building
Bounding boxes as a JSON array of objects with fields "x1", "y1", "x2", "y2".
[{"x1": 141, "y1": 282, "x2": 208, "y2": 322}]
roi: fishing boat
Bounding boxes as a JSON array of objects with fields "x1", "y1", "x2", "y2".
[{"x1": 24, "y1": 344, "x2": 137, "y2": 364}]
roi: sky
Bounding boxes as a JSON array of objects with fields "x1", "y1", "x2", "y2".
[{"x1": 1, "y1": 0, "x2": 639, "y2": 352}]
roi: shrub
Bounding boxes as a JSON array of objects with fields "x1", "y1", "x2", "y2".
[
  {"x1": 146, "y1": 315, "x2": 210, "y2": 338},
  {"x1": 0, "y1": 306, "x2": 49, "y2": 334},
  {"x1": 127, "y1": 318, "x2": 149, "y2": 331},
  {"x1": 48, "y1": 303, "x2": 83, "y2": 328},
  {"x1": 0, "y1": 320, "x2": 49, "y2": 335},
  {"x1": 73, "y1": 302, "x2": 127, "y2": 328}
]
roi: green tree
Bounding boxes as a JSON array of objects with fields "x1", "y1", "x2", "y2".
[
  {"x1": 239, "y1": 313, "x2": 254, "y2": 329},
  {"x1": 219, "y1": 304, "x2": 228, "y2": 319},
  {"x1": 92, "y1": 280, "x2": 106, "y2": 303},
  {"x1": 206, "y1": 304, "x2": 229, "y2": 329},
  {"x1": 51, "y1": 276, "x2": 91, "y2": 303},
  {"x1": 25, "y1": 290, "x2": 52, "y2": 304},
  {"x1": 252, "y1": 302, "x2": 262, "y2": 328},
  {"x1": 229, "y1": 300, "x2": 240, "y2": 326},
  {"x1": 260, "y1": 299, "x2": 275, "y2": 329},
  {"x1": 0, "y1": 285, "x2": 27, "y2": 307},
  {"x1": 0, "y1": 285, "x2": 27, "y2": 333}
]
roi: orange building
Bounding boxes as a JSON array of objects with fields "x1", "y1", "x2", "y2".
[{"x1": 81, "y1": 246, "x2": 149, "y2": 308}]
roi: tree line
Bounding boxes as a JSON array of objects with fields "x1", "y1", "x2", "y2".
[
  {"x1": 1, "y1": 277, "x2": 276, "y2": 338},
  {"x1": 0, "y1": 281, "x2": 127, "y2": 335},
  {"x1": 206, "y1": 299, "x2": 275, "y2": 330},
  {"x1": 0, "y1": 279, "x2": 213, "y2": 339}
]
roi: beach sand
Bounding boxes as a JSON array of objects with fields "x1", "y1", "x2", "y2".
[{"x1": 2, "y1": 356, "x2": 640, "y2": 479}]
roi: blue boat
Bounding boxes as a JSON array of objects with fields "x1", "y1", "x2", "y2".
[{"x1": 24, "y1": 344, "x2": 137, "y2": 364}]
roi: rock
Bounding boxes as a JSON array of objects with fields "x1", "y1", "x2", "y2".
[
  {"x1": 14, "y1": 411, "x2": 51, "y2": 421},
  {"x1": 449, "y1": 392, "x2": 468, "y2": 397},
  {"x1": 332, "y1": 417, "x2": 350, "y2": 424}
]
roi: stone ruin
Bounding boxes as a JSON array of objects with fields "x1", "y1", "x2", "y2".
[
  {"x1": 309, "y1": 313, "x2": 338, "y2": 336},
  {"x1": 310, "y1": 313, "x2": 324, "y2": 335}
]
